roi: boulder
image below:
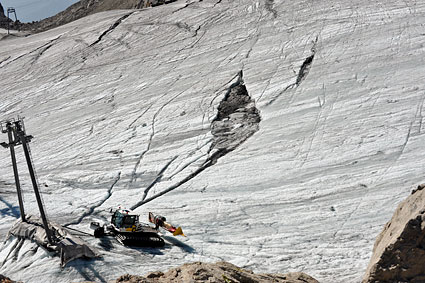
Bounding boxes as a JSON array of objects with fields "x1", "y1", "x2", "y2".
[
  {"x1": 363, "y1": 184, "x2": 425, "y2": 282},
  {"x1": 117, "y1": 261, "x2": 319, "y2": 283}
]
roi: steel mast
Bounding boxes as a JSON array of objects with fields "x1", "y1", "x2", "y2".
[{"x1": 0, "y1": 118, "x2": 53, "y2": 244}]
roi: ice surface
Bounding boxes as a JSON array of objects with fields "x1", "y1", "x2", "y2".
[{"x1": 1, "y1": 0, "x2": 425, "y2": 282}]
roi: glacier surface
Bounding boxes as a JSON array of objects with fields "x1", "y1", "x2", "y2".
[{"x1": 1, "y1": 0, "x2": 425, "y2": 282}]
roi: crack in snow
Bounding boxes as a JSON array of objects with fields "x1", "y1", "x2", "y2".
[
  {"x1": 172, "y1": 2, "x2": 194, "y2": 13},
  {"x1": 0, "y1": 56, "x2": 11, "y2": 67},
  {"x1": 64, "y1": 171, "x2": 121, "y2": 227},
  {"x1": 130, "y1": 156, "x2": 178, "y2": 209},
  {"x1": 129, "y1": 90, "x2": 186, "y2": 186},
  {"x1": 167, "y1": 139, "x2": 212, "y2": 179},
  {"x1": 0, "y1": 35, "x2": 62, "y2": 69},
  {"x1": 131, "y1": 71, "x2": 261, "y2": 209},
  {"x1": 90, "y1": 12, "x2": 134, "y2": 47},
  {"x1": 266, "y1": 36, "x2": 318, "y2": 106},
  {"x1": 214, "y1": 0, "x2": 223, "y2": 6},
  {"x1": 30, "y1": 45, "x2": 53, "y2": 66},
  {"x1": 296, "y1": 53, "x2": 316, "y2": 86},
  {"x1": 193, "y1": 25, "x2": 201, "y2": 37}
]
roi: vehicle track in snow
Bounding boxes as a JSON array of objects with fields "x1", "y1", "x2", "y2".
[{"x1": 0, "y1": 56, "x2": 11, "y2": 66}]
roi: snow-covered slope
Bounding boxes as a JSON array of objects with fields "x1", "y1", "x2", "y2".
[{"x1": 1, "y1": 0, "x2": 425, "y2": 282}]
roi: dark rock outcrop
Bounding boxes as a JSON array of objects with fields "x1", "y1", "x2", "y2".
[
  {"x1": 0, "y1": 274, "x2": 20, "y2": 283},
  {"x1": 17, "y1": 0, "x2": 174, "y2": 33},
  {"x1": 1, "y1": 0, "x2": 177, "y2": 33},
  {"x1": 363, "y1": 184, "x2": 425, "y2": 282},
  {"x1": 211, "y1": 71, "x2": 261, "y2": 151},
  {"x1": 117, "y1": 261, "x2": 319, "y2": 283},
  {"x1": 0, "y1": 3, "x2": 4, "y2": 18},
  {"x1": 19, "y1": 0, "x2": 141, "y2": 32},
  {"x1": 0, "y1": 2, "x2": 7, "y2": 28},
  {"x1": 0, "y1": 3, "x2": 21, "y2": 32}
]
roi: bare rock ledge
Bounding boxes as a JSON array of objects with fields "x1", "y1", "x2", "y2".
[
  {"x1": 117, "y1": 261, "x2": 319, "y2": 283},
  {"x1": 363, "y1": 184, "x2": 425, "y2": 283}
]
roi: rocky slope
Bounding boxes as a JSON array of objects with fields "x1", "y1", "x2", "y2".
[
  {"x1": 116, "y1": 261, "x2": 319, "y2": 283},
  {"x1": 2, "y1": 0, "x2": 176, "y2": 33},
  {"x1": 0, "y1": 2, "x2": 21, "y2": 32},
  {"x1": 363, "y1": 184, "x2": 425, "y2": 282},
  {"x1": 0, "y1": 2, "x2": 9, "y2": 29},
  {"x1": 17, "y1": 0, "x2": 143, "y2": 32},
  {"x1": 0, "y1": 274, "x2": 18, "y2": 283}
]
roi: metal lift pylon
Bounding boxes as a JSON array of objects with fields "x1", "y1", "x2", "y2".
[
  {"x1": 0, "y1": 117, "x2": 53, "y2": 244},
  {"x1": 6, "y1": 7, "x2": 17, "y2": 35}
]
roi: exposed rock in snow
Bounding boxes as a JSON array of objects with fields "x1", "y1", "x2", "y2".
[
  {"x1": 211, "y1": 71, "x2": 261, "y2": 151},
  {"x1": 116, "y1": 261, "x2": 319, "y2": 283},
  {"x1": 0, "y1": 274, "x2": 19, "y2": 283},
  {"x1": 363, "y1": 184, "x2": 425, "y2": 282},
  {"x1": 133, "y1": 71, "x2": 263, "y2": 204},
  {"x1": 130, "y1": 71, "x2": 260, "y2": 209}
]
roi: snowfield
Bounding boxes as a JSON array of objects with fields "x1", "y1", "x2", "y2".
[{"x1": 1, "y1": 0, "x2": 425, "y2": 282}]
